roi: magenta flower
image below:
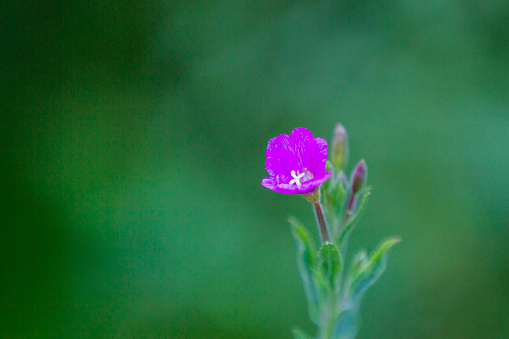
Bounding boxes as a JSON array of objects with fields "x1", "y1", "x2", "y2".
[{"x1": 262, "y1": 127, "x2": 332, "y2": 194}]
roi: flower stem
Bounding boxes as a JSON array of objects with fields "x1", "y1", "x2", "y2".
[{"x1": 313, "y1": 202, "x2": 331, "y2": 243}]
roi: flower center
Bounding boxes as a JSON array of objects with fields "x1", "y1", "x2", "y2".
[
  {"x1": 289, "y1": 170, "x2": 305, "y2": 188},
  {"x1": 289, "y1": 168, "x2": 315, "y2": 188}
]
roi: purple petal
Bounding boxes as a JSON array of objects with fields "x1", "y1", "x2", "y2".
[
  {"x1": 298, "y1": 171, "x2": 332, "y2": 193},
  {"x1": 288, "y1": 128, "x2": 328, "y2": 176},
  {"x1": 261, "y1": 171, "x2": 332, "y2": 194},
  {"x1": 261, "y1": 177, "x2": 278, "y2": 191},
  {"x1": 265, "y1": 149, "x2": 301, "y2": 181},
  {"x1": 266, "y1": 134, "x2": 291, "y2": 158},
  {"x1": 312, "y1": 137, "x2": 328, "y2": 175},
  {"x1": 289, "y1": 128, "x2": 315, "y2": 145},
  {"x1": 262, "y1": 177, "x2": 301, "y2": 194},
  {"x1": 289, "y1": 128, "x2": 316, "y2": 171}
]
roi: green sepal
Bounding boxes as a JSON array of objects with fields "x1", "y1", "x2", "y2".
[
  {"x1": 289, "y1": 217, "x2": 321, "y2": 325},
  {"x1": 292, "y1": 327, "x2": 313, "y2": 339},
  {"x1": 346, "y1": 237, "x2": 401, "y2": 302},
  {"x1": 337, "y1": 186, "x2": 371, "y2": 247},
  {"x1": 317, "y1": 242, "x2": 342, "y2": 290}
]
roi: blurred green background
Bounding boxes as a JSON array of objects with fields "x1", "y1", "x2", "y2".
[{"x1": 1, "y1": 0, "x2": 508, "y2": 338}]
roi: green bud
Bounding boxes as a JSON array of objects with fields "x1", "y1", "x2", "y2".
[
  {"x1": 331, "y1": 123, "x2": 349, "y2": 171},
  {"x1": 350, "y1": 159, "x2": 367, "y2": 194}
]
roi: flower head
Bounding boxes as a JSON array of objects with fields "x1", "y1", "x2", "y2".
[{"x1": 262, "y1": 127, "x2": 332, "y2": 194}]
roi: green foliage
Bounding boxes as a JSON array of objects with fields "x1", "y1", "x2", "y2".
[
  {"x1": 322, "y1": 164, "x2": 348, "y2": 241},
  {"x1": 290, "y1": 217, "x2": 321, "y2": 325},
  {"x1": 330, "y1": 237, "x2": 400, "y2": 339},
  {"x1": 337, "y1": 187, "x2": 371, "y2": 249},
  {"x1": 345, "y1": 237, "x2": 401, "y2": 303},
  {"x1": 291, "y1": 209, "x2": 399, "y2": 339},
  {"x1": 318, "y1": 243, "x2": 342, "y2": 291},
  {"x1": 291, "y1": 129, "x2": 400, "y2": 339}
]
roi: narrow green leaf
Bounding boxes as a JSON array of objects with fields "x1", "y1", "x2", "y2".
[
  {"x1": 318, "y1": 242, "x2": 342, "y2": 290},
  {"x1": 337, "y1": 187, "x2": 371, "y2": 247},
  {"x1": 349, "y1": 250, "x2": 369, "y2": 278},
  {"x1": 289, "y1": 217, "x2": 320, "y2": 324},
  {"x1": 292, "y1": 327, "x2": 313, "y2": 339},
  {"x1": 368, "y1": 237, "x2": 401, "y2": 267},
  {"x1": 347, "y1": 236, "x2": 401, "y2": 301},
  {"x1": 335, "y1": 237, "x2": 400, "y2": 338}
]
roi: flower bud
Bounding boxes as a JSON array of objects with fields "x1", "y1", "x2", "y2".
[
  {"x1": 350, "y1": 159, "x2": 367, "y2": 194},
  {"x1": 330, "y1": 123, "x2": 349, "y2": 171}
]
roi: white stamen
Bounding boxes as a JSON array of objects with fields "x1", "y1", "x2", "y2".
[{"x1": 289, "y1": 170, "x2": 305, "y2": 188}]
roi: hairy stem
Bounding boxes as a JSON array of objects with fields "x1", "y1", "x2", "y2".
[{"x1": 313, "y1": 202, "x2": 331, "y2": 243}]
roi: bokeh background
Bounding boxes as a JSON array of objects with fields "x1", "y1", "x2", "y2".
[{"x1": 1, "y1": 0, "x2": 508, "y2": 338}]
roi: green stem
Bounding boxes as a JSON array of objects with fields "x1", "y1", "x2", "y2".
[
  {"x1": 313, "y1": 202, "x2": 331, "y2": 244},
  {"x1": 318, "y1": 305, "x2": 336, "y2": 339}
]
